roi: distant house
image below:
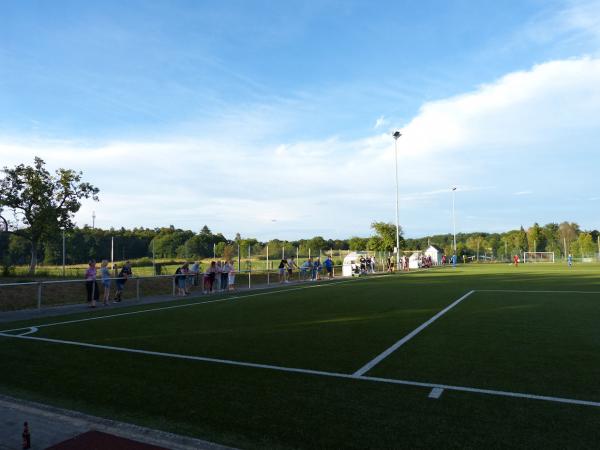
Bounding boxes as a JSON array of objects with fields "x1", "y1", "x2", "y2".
[{"x1": 425, "y1": 245, "x2": 444, "y2": 265}]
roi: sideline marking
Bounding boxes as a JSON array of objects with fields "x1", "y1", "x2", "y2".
[
  {"x1": 0, "y1": 275, "x2": 389, "y2": 334},
  {"x1": 1, "y1": 331, "x2": 599, "y2": 409},
  {"x1": 477, "y1": 289, "x2": 600, "y2": 294},
  {"x1": 428, "y1": 387, "x2": 444, "y2": 399},
  {"x1": 352, "y1": 290, "x2": 476, "y2": 377}
]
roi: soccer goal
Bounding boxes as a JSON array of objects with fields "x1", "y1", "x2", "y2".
[{"x1": 523, "y1": 252, "x2": 555, "y2": 263}]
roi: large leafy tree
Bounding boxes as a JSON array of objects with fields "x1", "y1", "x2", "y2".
[
  {"x1": 0, "y1": 157, "x2": 99, "y2": 274},
  {"x1": 370, "y1": 221, "x2": 404, "y2": 251}
]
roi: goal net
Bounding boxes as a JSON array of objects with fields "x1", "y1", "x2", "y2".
[{"x1": 523, "y1": 252, "x2": 555, "y2": 263}]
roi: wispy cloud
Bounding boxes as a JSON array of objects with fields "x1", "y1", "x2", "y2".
[{"x1": 374, "y1": 116, "x2": 386, "y2": 129}]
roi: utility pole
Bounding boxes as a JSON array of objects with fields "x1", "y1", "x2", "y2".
[
  {"x1": 392, "y1": 131, "x2": 402, "y2": 269},
  {"x1": 452, "y1": 187, "x2": 457, "y2": 255}
]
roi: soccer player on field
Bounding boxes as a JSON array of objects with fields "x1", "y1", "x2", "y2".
[{"x1": 513, "y1": 254, "x2": 519, "y2": 267}]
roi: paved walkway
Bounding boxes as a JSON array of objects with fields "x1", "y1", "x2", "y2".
[{"x1": 0, "y1": 394, "x2": 234, "y2": 450}]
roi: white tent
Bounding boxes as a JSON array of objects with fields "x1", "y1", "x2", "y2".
[
  {"x1": 424, "y1": 245, "x2": 444, "y2": 265},
  {"x1": 409, "y1": 252, "x2": 422, "y2": 269},
  {"x1": 342, "y1": 251, "x2": 369, "y2": 276}
]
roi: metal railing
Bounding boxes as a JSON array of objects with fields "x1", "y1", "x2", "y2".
[{"x1": 0, "y1": 265, "x2": 366, "y2": 312}]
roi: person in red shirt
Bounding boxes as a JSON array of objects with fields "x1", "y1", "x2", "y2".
[{"x1": 513, "y1": 254, "x2": 519, "y2": 267}]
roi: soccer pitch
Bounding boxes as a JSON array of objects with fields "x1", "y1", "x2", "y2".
[{"x1": 1, "y1": 264, "x2": 600, "y2": 449}]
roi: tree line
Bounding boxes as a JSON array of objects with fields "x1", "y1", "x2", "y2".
[
  {"x1": 1, "y1": 220, "x2": 597, "y2": 271},
  {"x1": 1, "y1": 158, "x2": 598, "y2": 275}
]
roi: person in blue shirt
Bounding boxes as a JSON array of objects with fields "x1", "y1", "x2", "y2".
[
  {"x1": 452, "y1": 254, "x2": 457, "y2": 268},
  {"x1": 300, "y1": 259, "x2": 312, "y2": 281},
  {"x1": 312, "y1": 258, "x2": 322, "y2": 280},
  {"x1": 568, "y1": 254, "x2": 573, "y2": 268},
  {"x1": 324, "y1": 256, "x2": 334, "y2": 279}
]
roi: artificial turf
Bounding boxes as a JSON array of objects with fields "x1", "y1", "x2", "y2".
[{"x1": 1, "y1": 264, "x2": 600, "y2": 449}]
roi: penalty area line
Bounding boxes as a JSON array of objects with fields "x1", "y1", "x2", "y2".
[
  {"x1": 352, "y1": 290, "x2": 476, "y2": 377},
  {"x1": 1, "y1": 331, "x2": 599, "y2": 409}
]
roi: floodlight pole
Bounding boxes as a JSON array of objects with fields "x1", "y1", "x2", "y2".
[
  {"x1": 392, "y1": 131, "x2": 402, "y2": 270},
  {"x1": 452, "y1": 187, "x2": 457, "y2": 254}
]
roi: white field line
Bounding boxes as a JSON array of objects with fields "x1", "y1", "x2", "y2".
[
  {"x1": 352, "y1": 290, "x2": 476, "y2": 377},
  {"x1": 477, "y1": 289, "x2": 600, "y2": 294},
  {"x1": 0, "y1": 275, "x2": 389, "y2": 334},
  {"x1": 18, "y1": 327, "x2": 39, "y2": 336},
  {"x1": 1, "y1": 331, "x2": 599, "y2": 409},
  {"x1": 428, "y1": 387, "x2": 444, "y2": 399}
]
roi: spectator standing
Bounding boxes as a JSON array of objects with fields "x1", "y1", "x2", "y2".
[
  {"x1": 278, "y1": 259, "x2": 287, "y2": 283},
  {"x1": 300, "y1": 259, "x2": 312, "y2": 281},
  {"x1": 175, "y1": 265, "x2": 186, "y2": 296},
  {"x1": 190, "y1": 261, "x2": 201, "y2": 287},
  {"x1": 221, "y1": 261, "x2": 230, "y2": 291},
  {"x1": 182, "y1": 262, "x2": 191, "y2": 294},
  {"x1": 85, "y1": 260, "x2": 99, "y2": 308},
  {"x1": 287, "y1": 256, "x2": 298, "y2": 282},
  {"x1": 114, "y1": 261, "x2": 132, "y2": 302},
  {"x1": 312, "y1": 257, "x2": 322, "y2": 280},
  {"x1": 227, "y1": 260, "x2": 236, "y2": 290},
  {"x1": 204, "y1": 261, "x2": 216, "y2": 293},
  {"x1": 214, "y1": 261, "x2": 222, "y2": 291},
  {"x1": 324, "y1": 256, "x2": 334, "y2": 279},
  {"x1": 100, "y1": 260, "x2": 111, "y2": 306}
]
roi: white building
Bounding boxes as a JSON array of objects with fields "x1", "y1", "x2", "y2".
[{"x1": 424, "y1": 245, "x2": 444, "y2": 265}]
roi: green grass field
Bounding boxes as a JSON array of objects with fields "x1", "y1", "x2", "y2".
[{"x1": 1, "y1": 264, "x2": 600, "y2": 449}]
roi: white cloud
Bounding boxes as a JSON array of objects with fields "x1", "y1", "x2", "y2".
[
  {"x1": 2, "y1": 56, "x2": 600, "y2": 238},
  {"x1": 374, "y1": 116, "x2": 386, "y2": 129}
]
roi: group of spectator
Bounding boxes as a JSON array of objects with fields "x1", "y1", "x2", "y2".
[
  {"x1": 84, "y1": 260, "x2": 132, "y2": 307},
  {"x1": 84, "y1": 255, "x2": 337, "y2": 307},
  {"x1": 278, "y1": 256, "x2": 334, "y2": 282},
  {"x1": 175, "y1": 260, "x2": 236, "y2": 296}
]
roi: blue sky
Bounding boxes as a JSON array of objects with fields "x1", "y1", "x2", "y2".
[{"x1": 1, "y1": 0, "x2": 599, "y2": 240}]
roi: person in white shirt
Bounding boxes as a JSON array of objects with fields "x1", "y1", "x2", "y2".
[{"x1": 227, "y1": 260, "x2": 236, "y2": 290}]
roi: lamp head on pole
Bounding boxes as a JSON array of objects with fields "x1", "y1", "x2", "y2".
[{"x1": 392, "y1": 130, "x2": 402, "y2": 140}]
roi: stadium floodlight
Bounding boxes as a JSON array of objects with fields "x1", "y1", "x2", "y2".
[
  {"x1": 451, "y1": 187, "x2": 457, "y2": 254},
  {"x1": 392, "y1": 131, "x2": 402, "y2": 270}
]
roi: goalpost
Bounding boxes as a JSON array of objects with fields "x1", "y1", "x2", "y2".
[{"x1": 523, "y1": 252, "x2": 555, "y2": 263}]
